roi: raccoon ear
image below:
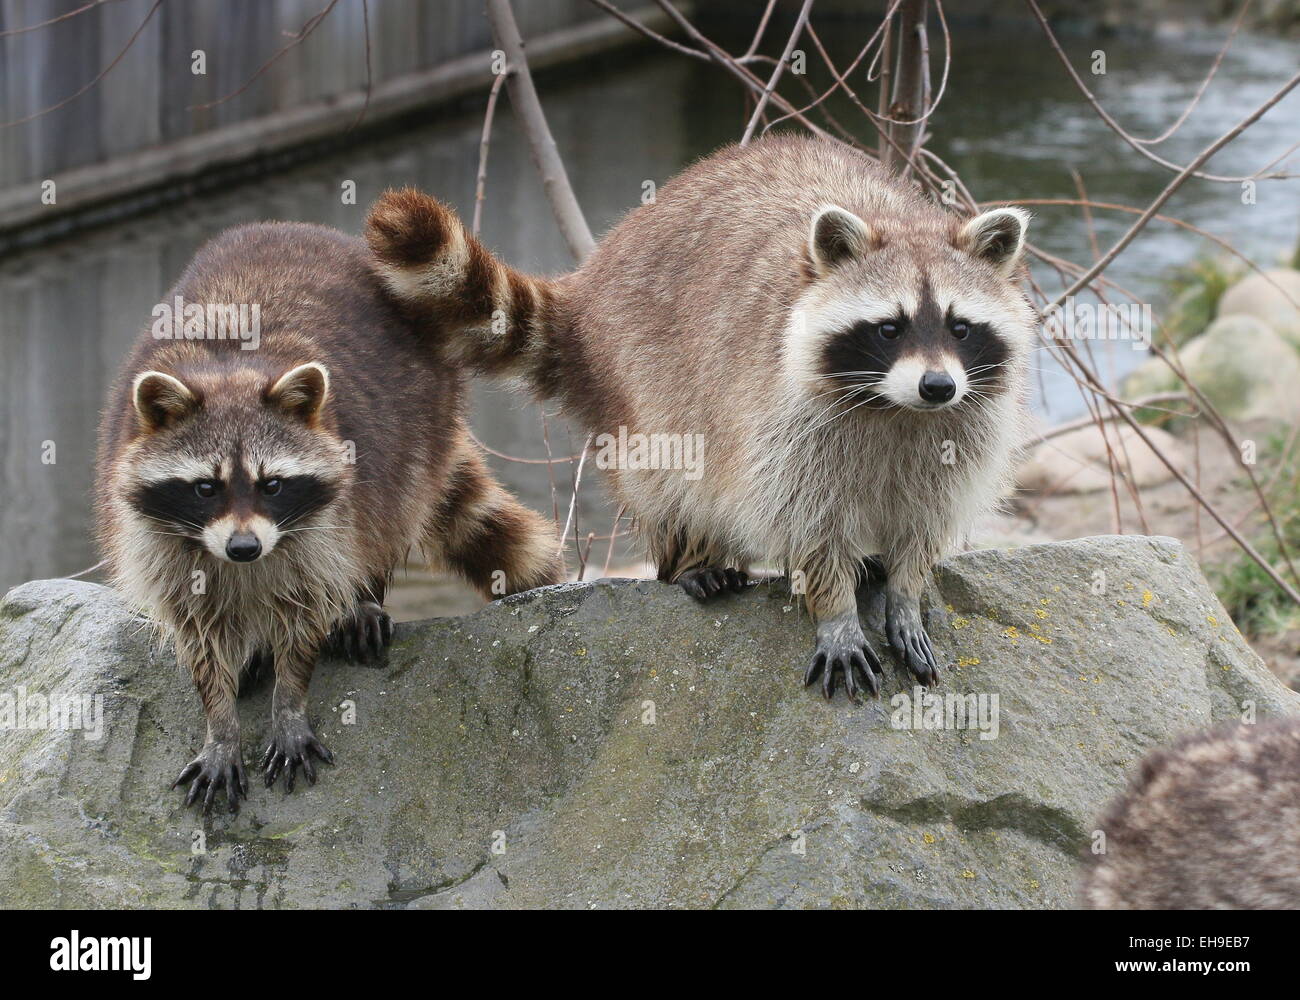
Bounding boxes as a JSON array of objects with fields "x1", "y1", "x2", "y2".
[
  {"x1": 808, "y1": 205, "x2": 878, "y2": 274},
  {"x1": 267, "y1": 362, "x2": 329, "y2": 422},
  {"x1": 957, "y1": 207, "x2": 1029, "y2": 276},
  {"x1": 132, "y1": 371, "x2": 198, "y2": 430}
]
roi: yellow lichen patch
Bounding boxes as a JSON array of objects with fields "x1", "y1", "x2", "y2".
[
  {"x1": 1207, "y1": 615, "x2": 1219, "y2": 626},
  {"x1": 1027, "y1": 878, "x2": 1041, "y2": 890},
  {"x1": 951, "y1": 616, "x2": 971, "y2": 630},
  {"x1": 1142, "y1": 590, "x2": 1154, "y2": 607},
  {"x1": 576, "y1": 647, "x2": 587, "y2": 656},
  {"x1": 961, "y1": 870, "x2": 976, "y2": 880},
  {"x1": 945, "y1": 604, "x2": 955, "y2": 613},
  {"x1": 1166, "y1": 625, "x2": 1176, "y2": 636},
  {"x1": 957, "y1": 656, "x2": 980, "y2": 667},
  {"x1": 1034, "y1": 608, "x2": 1049, "y2": 619},
  {"x1": 1003, "y1": 626, "x2": 1019, "y2": 639},
  {"x1": 923, "y1": 832, "x2": 936, "y2": 845}
]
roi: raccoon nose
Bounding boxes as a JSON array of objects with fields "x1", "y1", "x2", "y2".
[
  {"x1": 918, "y1": 371, "x2": 956, "y2": 403},
  {"x1": 226, "y1": 533, "x2": 262, "y2": 562}
]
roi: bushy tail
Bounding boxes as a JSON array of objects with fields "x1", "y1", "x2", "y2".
[{"x1": 365, "y1": 188, "x2": 560, "y2": 382}]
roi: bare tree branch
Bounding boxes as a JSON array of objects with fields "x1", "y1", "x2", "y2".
[
  {"x1": 1, "y1": 0, "x2": 163, "y2": 129},
  {"x1": 487, "y1": 0, "x2": 596, "y2": 260},
  {"x1": 1040, "y1": 66, "x2": 1300, "y2": 314},
  {"x1": 1027, "y1": 0, "x2": 1297, "y2": 182},
  {"x1": 884, "y1": 0, "x2": 930, "y2": 174},
  {"x1": 472, "y1": 71, "x2": 509, "y2": 237},
  {"x1": 740, "y1": 0, "x2": 814, "y2": 146},
  {"x1": 189, "y1": 0, "x2": 341, "y2": 112}
]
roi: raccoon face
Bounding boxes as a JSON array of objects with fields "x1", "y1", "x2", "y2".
[
  {"x1": 790, "y1": 204, "x2": 1034, "y2": 413},
  {"x1": 123, "y1": 363, "x2": 344, "y2": 564}
]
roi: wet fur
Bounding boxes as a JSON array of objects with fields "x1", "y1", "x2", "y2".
[{"x1": 95, "y1": 222, "x2": 560, "y2": 809}]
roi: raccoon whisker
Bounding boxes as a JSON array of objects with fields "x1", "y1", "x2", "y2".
[
  {"x1": 801, "y1": 386, "x2": 879, "y2": 437},
  {"x1": 140, "y1": 514, "x2": 204, "y2": 532},
  {"x1": 277, "y1": 525, "x2": 348, "y2": 533},
  {"x1": 814, "y1": 369, "x2": 886, "y2": 380}
]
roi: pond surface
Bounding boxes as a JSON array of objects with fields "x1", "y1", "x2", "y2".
[{"x1": 1, "y1": 19, "x2": 1296, "y2": 612}]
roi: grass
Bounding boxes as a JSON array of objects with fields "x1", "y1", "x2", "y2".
[
  {"x1": 1157, "y1": 255, "x2": 1240, "y2": 350},
  {"x1": 1209, "y1": 429, "x2": 1300, "y2": 638}
]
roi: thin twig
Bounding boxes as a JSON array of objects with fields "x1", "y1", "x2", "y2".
[
  {"x1": 189, "y1": 0, "x2": 341, "y2": 112},
  {"x1": 0, "y1": 0, "x2": 128, "y2": 38},
  {"x1": 472, "y1": 71, "x2": 509, "y2": 237},
  {"x1": 1026, "y1": 0, "x2": 1297, "y2": 183},
  {"x1": 1039, "y1": 67, "x2": 1300, "y2": 314},
  {"x1": 740, "y1": 0, "x2": 814, "y2": 146},
  {"x1": 2, "y1": 0, "x2": 164, "y2": 129}
]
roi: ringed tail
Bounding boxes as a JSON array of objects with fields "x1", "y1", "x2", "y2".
[{"x1": 365, "y1": 188, "x2": 558, "y2": 382}]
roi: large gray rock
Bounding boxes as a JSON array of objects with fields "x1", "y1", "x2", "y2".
[
  {"x1": 1123, "y1": 315, "x2": 1300, "y2": 427},
  {"x1": 1217, "y1": 267, "x2": 1300, "y2": 349},
  {"x1": 1, "y1": 536, "x2": 1295, "y2": 909}
]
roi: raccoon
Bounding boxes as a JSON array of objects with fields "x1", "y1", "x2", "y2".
[
  {"x1": 365, "y1": 135, "x2": 1033, "y2": 700},
  {"x1": 95, "y1": 222, "x2": 561, "y2": 813},
  {"x1": 1080, "y1": 719, "x2": 1300, "y2": 909}
]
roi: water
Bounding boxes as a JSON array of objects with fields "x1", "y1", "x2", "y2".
[{"x1": 1, "y1": 22, "x2": 1297, "y2": 609}]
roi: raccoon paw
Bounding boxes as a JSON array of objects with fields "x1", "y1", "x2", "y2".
[
  {"x1": 886, "y1": 596, "x2": 941, "y2": 687},
  {"x1": 327, "y1": 601, "x2": 393, "y2": 664},
  {"x1": 676, "y1": 567, "x2": 749, "y2": 599},
  {"x1": 262, "y1": 717, "x2": 334, "y2": 793},
  {"x1": 171, "y1": 740, "x2": 248, "y2": 815},
  {"x1": 804, "y1": 616, "x2": 883, "y2": 703}
]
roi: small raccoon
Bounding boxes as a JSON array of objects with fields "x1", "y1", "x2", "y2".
[
  {"x1": 1080, "y1": 719, "x2": 1300, "y2": 909},
  {"x1": 365, "y1": 135, "x2": 1034, "y2": 699},
  {"x1": 95, "y1": 222, "x2": 561, "y2": 812}
]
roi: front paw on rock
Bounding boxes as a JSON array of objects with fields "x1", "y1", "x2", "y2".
[
  {"x1": 262, "y1": 717, "x2": 334, "y2": 793},
  {"x1": 677, "y1": 567, "x2": 749, "y2": 599},
  {"x1": 327, "y1": 600, "x2": 393, "y2": 663},
  {"x1": 804, "y1": 635, "x2": 883, "y2": 703},
  {"x1": 172, "y1": 740, "x2": 248, "y2": 814},
  {"x1": 887, "y1": 618, "x2": 941, "y2": 687}
]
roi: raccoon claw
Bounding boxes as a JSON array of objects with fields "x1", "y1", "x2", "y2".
[
  {"x1": 328, "y1": 601, "x2": 393, "y2": 663},
  {"x1": 172, "y1": 740, "x2": 248, "y2": 814},
  {"x1": 804, "y1": 620, "x2": 883, "y2": 703},
  {"x1": 676, "y1": 567, "x2": 749, "y2": 600},
  {"x1": 261, "y1": 718, "x2": 333, "y2": 793},
  {"x1": 886, "y1": 605, "x2": 941, "y2": 687}
]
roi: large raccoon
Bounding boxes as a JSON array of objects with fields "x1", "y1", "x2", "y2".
[
  {"x1": 365, "y1": 135, "x2": 1033, "y2": 700},
  {"x1": 1080, "y1": 720, "x2": 1300, "y2": 909},
  {"x1": 96, "y1": 222, "x2": 561, "y2": 813}
]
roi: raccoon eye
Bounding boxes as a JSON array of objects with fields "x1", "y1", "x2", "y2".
[
  {"x1": 951, "y1": 321, "x2": 971, "y2": 340},
  {"x1": 194, "y1": 480, "x2": 220, "y2": 499},
  {"x1": 261, "y1": 478, "x2": 282, "y2": 497},
  {"x1": 878, "y1": 322, "x2": 902, "y2": 340}
]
